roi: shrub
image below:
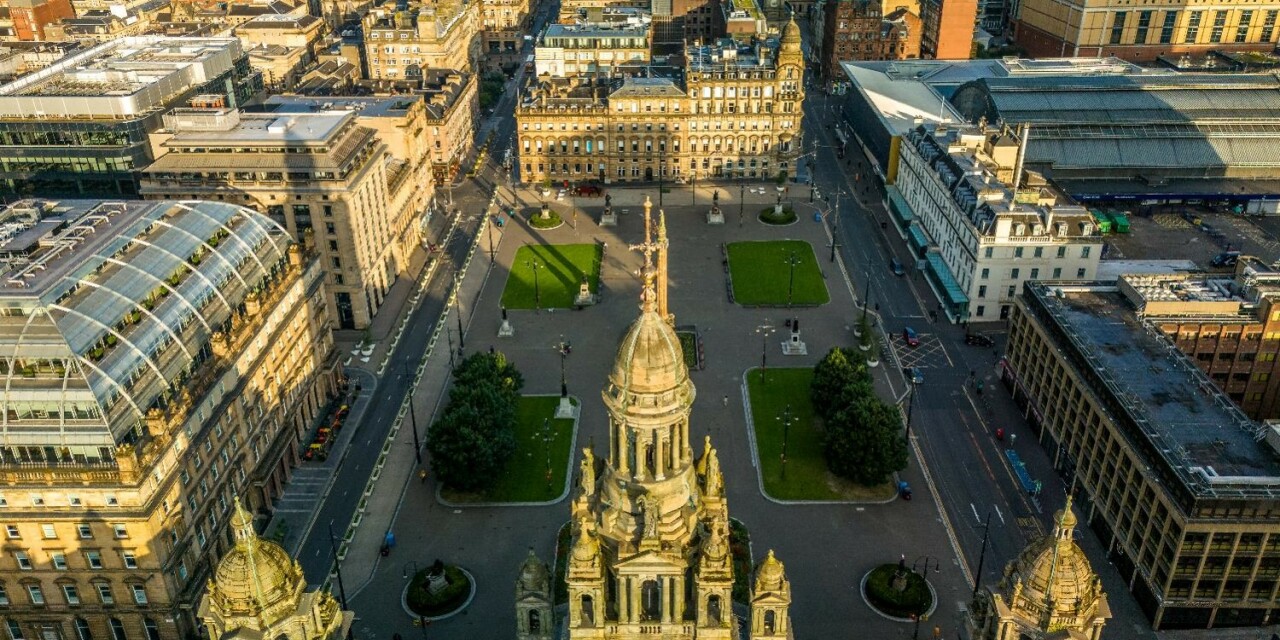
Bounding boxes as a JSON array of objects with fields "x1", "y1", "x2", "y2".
[
  {"x1": 406, "y1": 565, "x2": 471, "y2": 617},
  {"x1": 864, "y1": 564, "x2": 932, "y2": 618}
]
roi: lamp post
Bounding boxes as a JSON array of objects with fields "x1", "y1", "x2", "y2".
[
  {"x1": 526, "y1": 256, "x2": 543, "y2": 312},
  {"x1": 756, "y1": 321, "x2": 776, "y2": 373},
  {"x1": 404, "y1": 362, "x2": 421, "y2": 465},
  {"x1": 973, "y1": 509, "x2": 993, "y2": 599},
  {"x1": 691, "y1": 169, "x2": 697, "y2": 207},
  {"x1": 909, "y1": 555, "x2": 941, "y2": 640},
  {"x1": 777, "y1": 403, "x2": 794, "y2": 480},
  {"x1": 555, "y1": 335, "x2": 571, "y2": 398},
  {"x1": 658, "y1": 145, "x2": 665, "y2": 207},
  {"x1": 784, "y1": 250, "x2": 801, "y2": 308},
  {"x1": 859, "y1": 251, "x2": 873, "y2": 325},
  {"x1": 445, "y1": 324, "x2": 456, "y2": 370},
  {"x1": 903, "y1": 379, "x2": 918, "y2": 448},
  {"x1": 739, "y1": 177, "x2": 745, "y2": 228},
  {"x1": 402, "y1": 560, "x2": 419, "y2": 580},
  {"x1": 829, "y1": 190, "x2": 841, "y2": 263},
  {"x1": 327, "y1": 523, "x2": 349, "y2": 609},
  {"x1": 453, "y1": 275, "x2": 465, "y2": 355}
]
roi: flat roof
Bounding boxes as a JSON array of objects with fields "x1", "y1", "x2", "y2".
[
  {"x1": 263, "y1": 94, "x2": 420, "y2": 118},
  {"x1": 165, "y1": 111, "x2": 352, "y2": 144},
  {"x1": 840, "y1": 60, "x2": 966, "y2": 135},
  {"x1": 544, "y1": 23, "x2": 648, "y2": 38},
  {"x1": 1027, "y1": 282, "x2": 1280, "y2": 499}
]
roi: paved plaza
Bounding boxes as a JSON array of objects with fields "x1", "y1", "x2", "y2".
[{"x1": 341, "y1": 186, "x2": 973, "y2": 639}]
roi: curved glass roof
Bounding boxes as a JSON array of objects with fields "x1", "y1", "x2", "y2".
[{"x1": 0, "y1": 200, "x2": 292, "y2": 454}]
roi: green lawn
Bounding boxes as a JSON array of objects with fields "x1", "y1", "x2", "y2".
[
  {"x1": 442, "y1": 396, "x2": 575, "y2": 503},
  {"x1": 747, "y1": 368, "x2": 895, "y2": 501},
  {"x1": 727, "y1": 240, "x2": 829, "y2": 306},
  {"x1": 502, "y1": 244, "x2": 602, "y2": 309}
]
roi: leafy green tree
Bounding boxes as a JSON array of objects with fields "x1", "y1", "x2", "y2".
[
  {"x1": 454, "y1": 352, "x2": 524, "y2": 403},
  {"x1": 426, "y1": 352, "x2": 523, "y2": 491},
  {"x1": 823, "y1": 396, "x2": 907, "y2": 486},
  {"x1": 811, "y1": 347, "x2": 868, "y2": 420}
]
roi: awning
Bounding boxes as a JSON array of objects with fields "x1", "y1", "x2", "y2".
[
  {"x1": 886, "y1": 186, "x2": 914, "y2": 225},
  {"x1": 907, "y1": 224, "x2": 931, "y2": 255},
  {"x1": 925, "y1": 252, "x2": 969, "y2": 306}
]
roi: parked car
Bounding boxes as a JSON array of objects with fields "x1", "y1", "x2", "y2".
[
  {"x1": 889, "y1": 258, "x2": 905, "y2": 276},
  {"x1": 965, "y1": 333, "x2": 995, "y2": 347},
  {"x1": 573, "y1": 184, "x2": 603, "y2": 197},
  {"x1": 903, "y1": 366, "x2": 924, "y2": 384},
  {"x1": 902, "y1": 326, "x2": 920, "y2": 347}
]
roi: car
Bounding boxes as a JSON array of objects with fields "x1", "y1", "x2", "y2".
[
  {"x1": 965, "y1": 333, "x2": 995, "y2": 347},
  {"x1": 889, "y1": 258, "x2": 905, "y2": 276},
  {"x1": 903, "y1": 366, "x2": 924, "y2": 384},
  {"x1": 573, "y1": 184, "x2": 603, "y2": 197},
  {"x1": 556, "y1": 189, "x2": 566, "y2": 201},
  {"x1": 902, "y1": 327, "x2": 920, "y2": 347},
  {"x1": 1210, "y1": 251, "x2": 1241, "y2": 268}
]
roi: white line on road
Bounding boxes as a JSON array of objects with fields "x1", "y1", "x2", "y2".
[
  {"x1": 994, "y1": 505, "x2": 1006, "y2": 526},
  {"x1": 971, "y1": 503, "x2": 981, "y2": 524}
]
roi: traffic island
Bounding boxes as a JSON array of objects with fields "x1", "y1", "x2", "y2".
[
  {"x1": 403, "y1": 561, "x2": 476, "y2": 621},
  {"x1": 501, "y1": 244, "x2": 602, "y2": 310},
  {"x1": 758, "y1": 206, "x2": 798, "y2": 225},
  {"x1": 726, "y1": 240, "x2": 829, "y2": 307},
  {"x1": 860, "y1": 563, "x2": 937, "y2": 622},
  {"x1": 528, "y1": 205, "x2": 564, "y2": 230},
  {"x1": 439, "y1": 395, "x2": 577, "y2": 505},
  {"x1": 746, "y1": 368, "x2": 896, "y2": 502}
]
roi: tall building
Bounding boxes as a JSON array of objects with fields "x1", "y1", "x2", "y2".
[
  {"x1": 0, "y1": 199, "x2": 338, "y2": 640},
  {"x1": 140, "y1": 108, "x2": 421, "y2": 330},
  {"x1": 516, "y1": 18, "x2": 805, "y2": 184},
  {"x1": 200, "y1": 500, "x2": 353, "y2": 640},
  {"x1": 1116, "y1": 267, "x2": 1280, "y2": 421},
  {"x1": 516, "y1": 200, "x2": 796, "y2": 640},
  {"x1": 362, "y1": 0, "x2": 481, "y2": 78},
  {"x1": 8, "y1": 0, "x2": 75, "y2": 41},
  {"x1": 0, "y1": 36, "x2": 260, "y2": 197},
  {"x1": 1004, "y1": 281, "x2": 1280, "y2": 630},
  {"x1": 480, "y1": 0, "x2": 533, "y2": 72},
  {"x1": 1013, "y1": 0, "x2": 1280, "y2": 62},
  {"x1": 971, "y1": 498, "x2": 1111, "y2": 639},
  {"x1": 819, "y1": 0, "x2": 882, "y2": 79},
  {"x1": 919, "y1": 0, "x2": 975, "y2": 58},
  {"x1": 890, "y1": 124, "x2": 1102, "y2": 322}
]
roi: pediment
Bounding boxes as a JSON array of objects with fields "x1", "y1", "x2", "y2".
[{"x1": 615, "y1": 549, "x2": 686, "y2": 573}]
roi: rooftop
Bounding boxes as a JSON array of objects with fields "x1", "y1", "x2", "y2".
[
  {"x1": 544, "y1": 23, "x2": 649, "y2": 39},
  {"x1": 262, "y1": 94, "x2": 421, "y2": 118},
  {"x1": 161, "y1": 109, "x2": 352, "y2": 144},
  {"x1": 1025, "y1": 281, "x2": 1280, "y2": 501},
  {"x1": 687, "y1": 38, "x2": 777, "y2": 71}
]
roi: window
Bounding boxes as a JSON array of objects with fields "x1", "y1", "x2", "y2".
[
  {"x1": 1077, "y1": 268, "x2": 1087, "y2": 278},
  {"x1": 1030, "y1": 268, "x2": 1040, "y2": 279},
  {"x1": 979, "y1": 286, "x2": 987, "y2": 298},
  {"x1": 112, "y1": 525, "x2": 127, "y2": 539},
  {"x1": 1033, "y1": 247, "x2": 1043, "y2": 258},
  {"x1": 984, "y1": 247, "x2": 993, "y2": 259},
  {"x1": 51, "y1": 553, "x2": 66, "y2": 571},
  {"x1": 1014, "y1": 247, "x2": 1023, "y2": 258},
  {"x1": 1081, "y1": 246, "x2": 1091, "y2": 258},
  {"x1": 122, "y1": 552, "x2": 137, "y2": 570},
  {"x1": 1053, "y1": 267, "x2": 1062, "y2": 278},
  {"x1": 1160, "y1": 10, "x2": 1179, "y2": 43},
  {"x1": 0, "y1": 584, "x2": 8, "y2": 605},
  {"x1": 14, "y1": 553, "x2": 30, "y2": 570},
  {"x1": 130, "y1": 585, "x2": 147, "y2": 605},
  {"x1": 1110, "y1": 11, "x2": 1127, "y2": 44},
  {"x1": 85, "y1": 552, "x2": 102, "y2": 570},
  {"x1": 1186, "y1": 11, "x2": 1202, "y2": 42},
  {"x1": 39, "y1": 525, "x2": 54, "y2": 540},
  {"x1": 96, "y1": 584, "x2": 113, "y2": 605},
  {"x1": 1238, "y1": 10, "x2": 1254, "y2": 42},
  {"x1": 1263, "y1": 10, "x2": 1278, "y2": 41},
  {"x1": 1135, "y1": 10, "x2": 1153, "y2": 43},
  {"x1": 25, "y1": 585, "x2": 42, "y2": 605},
  {"x1": 1011, "y1": 268, "x2": 1021, "y2": 279},
  {"x1": 1007, "y1": 286, "x2": 1016, "y2": 298},
  {"x1": 108, "y1": 619, "x2": 126, "y2": 640},
  {"x1": 6, "y1": 621, "x2": 21, "y2": 640},
  {"x1": 980, "y1": 268, "x2": 990, "y2": 280},
  {"x1": 62, "y1": 585, "x2": 79, "y2": 605},
  {"x1": 1210, "y1": 11, "x2": 1226, "y2": 43},
  {"x1": 142, "y1": 620, "x2": 159, "y2": 640},
  {"x1": 74, "y1": 620, "x2": 91, "y2": 640},
  {"x1": 4, "y1": 526, "x2": 17, "y2": 539},
  {"x1": 976, "y1": 305, "x2": 986, "y2": 317},
  {"x1": 77, "y1": 525, "x2": 92, "y2": 540}
]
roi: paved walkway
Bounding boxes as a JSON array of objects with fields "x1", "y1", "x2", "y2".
[{"x1": 339, "y1": 187, "x2": 971, "y2": 640}]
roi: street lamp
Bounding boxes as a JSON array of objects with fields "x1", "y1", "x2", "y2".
[
  {"x1": 404, "y1": 362, "x2": 422, "y2": 465},
  {"x1": 402, "y1": 560, "x2": 419, "y2": 580},
  {"x1": 909, "y1": 556, "x2": 941, "y2": 640},
  {"x1": 445, "y1": 324, "x2": 456, "y2": 370},
  {"x1": 783, "y1": 250, "x2": 801, "y2": 308},
  {"x1": 326, "y1": 523, "x2": 349, "y2": 609},
  {"x1": 525, "y1": 256, "x2": 543, "y2": 312},
  {"x1": 777, "y1": 403, "x2": 794, "y2": 480},
  {"x1": 828, "y1": 190, "x2": 842, "y2": 263},
  {"x1": 739, "y1": 178, "x2": 745, "y2": 228},
  {"x1": 756, "y1": 321, "x2": 776, "y2": 373},
  {"x1": 903, "y1": 379, "x2": 919, "y2": 453},
  {"x1": 555, "y1": 335, "x2": 571, "y2": 398},
  {"x1": 972, "y1": 509, "x2": 993, "y2": 599},
  {"x1": 658, "y1": 145, "x2": 666, "y2": 207}
]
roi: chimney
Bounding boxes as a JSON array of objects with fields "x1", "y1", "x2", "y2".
[{"x1": 1012, "y1": 122, "x2": 1030, "y2": 192}]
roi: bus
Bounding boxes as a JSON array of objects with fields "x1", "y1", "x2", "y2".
[{"x1": 834, "y1": 129, "x2": 848, "y2": 158}]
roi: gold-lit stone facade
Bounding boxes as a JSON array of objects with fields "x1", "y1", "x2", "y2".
[
  {"x1": 200, "y1": 500, "x2": 352, "y2": 640},
  {"x1": 363, "y1": 0, "x2": 482, "y2": 78},
  {"x1": 516, "y1": 18, "x2": 805, "y2": 184},
  {"x1": 516, "y1": 201, "x2": 795, "y2": 639},
  {"x1": 972, "y1": 499, "x2": 1110, "y2": 640},
  {"x1": 0, "y1": 200, "x2": 338, "y2": 640},
  {"x1": 480, "y1": 0, "x2": 533, "y2": 71}
]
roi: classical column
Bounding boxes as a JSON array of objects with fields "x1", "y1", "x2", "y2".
[
  {"x1": 675, "y1": 576, "x2": 685, "y2": 622},
  {"x1": 617, "y1": 422, "x2": 630, "y2": 475},
  {"x1": 655, "y1": 436, "x2": 666, "y2": 480}
]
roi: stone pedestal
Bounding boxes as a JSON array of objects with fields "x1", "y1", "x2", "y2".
[
  {"x1": 600, "y1": 206, "x2": 617, "y2": 227},
  {"x1": 555, "y1": 395, "x2": 577, "y2": 419},
  {"x1": 782, "y1": 320, "x2": 807, "y2": 355},
  {"x1": 706, "y1": 205, "x2": 724, "y2": 225},
  {"x1": 498, "y1": 319, "x2": 515, "y2": 337},
  {"x1": 574, "y1": 278, "x2": 597, "y2": 306}
]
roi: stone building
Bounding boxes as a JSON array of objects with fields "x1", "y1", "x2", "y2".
[
  {"x1": 0, "y1": 199, "x2": 338, "y2": 640},
  {"x1": 200, "y1": 500, "x2": 353, "y2": 640},
  {"x1": 362, "y1": 0, "x2": 481, "y2": 78},
  {"x1": 516, "y1": 200, "x2": 796, "y2": 640},
  {"x1": 516, "y1": 18, "x2": 805, "y2": 184},
  {"x1": 819, "y1": 0, "x2": 882, "y2": 79},
  {"x1": 534, "y1": 22, "x2": 652, "y2": 78},
  {"x1": 140, "y1": 108, "x2": 423, "y2": 330},
  {"x1": 971, "y1": 498, "x2": 1111, "y2": 639},
  {"x1": 480, "y1": 0, "x2": 533, "y2": 71}
]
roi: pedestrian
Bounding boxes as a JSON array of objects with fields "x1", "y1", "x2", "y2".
[
  {"x1": 418, "y1": 468, "x2": 428, "y2": 484},
  {"x1": 722, "y1": 395, "x2": 728, "y2": 406}
]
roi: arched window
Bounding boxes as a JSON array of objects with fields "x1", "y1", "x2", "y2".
[
  {"x1": 528, "y1": 610, "x2": 541, "y2": 633},
  {"x1": 142, "y1": 621, "x2": 161, "y2": 640},
  {"x1": 73, "y1": 619, "x2": 92, "y2": 640},
  {"x1": 707, "y1": 594, "x2": 722, "y2": 624},
  {"x1": 764, "y1": 610, "x2": 776, "y2": 633},
  {"x1": 581, "y1": 594, "x2": 594, "y2": 626},
  {"x1": 641, "y1": 580, "x2": 661, "y2": 620},
  {"x1": 108, "y1": 619, "x2": 127, "y2": 640}
]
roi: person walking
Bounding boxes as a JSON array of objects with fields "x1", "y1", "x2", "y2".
[
  {"x1": 418, "y1": 468, "x2": 428, "y2": 484},
  {"x1": 722, "y1": 395, "x2": 728, "y2": 406}
]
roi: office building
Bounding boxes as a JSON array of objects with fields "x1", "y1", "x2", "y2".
[
  {"x1": 140, "y1": 109, "x2": 421, "y2": 330},
  {"x1": 516, "y1": 19, "x2": 805, "y2": 184},
  {"x1": 0, "y1": 198, "x2": 338, "y2": 640},
  {"x1": 480, "y1": 0, "x2": 533, "y2": 72},
  {"x1": 362, "y1": 0, "x2": 481, "y2": 78},
  {"x1": 891, "y1": 123, "x2": 1101, "y2": 322},
  {"x1": 0, "y1": 36, "x2": 261, "y2": 197},
  {"x1": 1013, "y1": 0, "x2": 1280, "y2": 62},
  {"x1": 534, "y1": 22, "x2": 652, "y2": 78},
  {"x1": 1005, "y1": 280, "x2": 1280, "y2": 630},
  {"x1": 919, "y1": 0, "x2": 976, "y2": 59}
]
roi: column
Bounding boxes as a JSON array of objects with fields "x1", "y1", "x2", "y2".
[
  {"x1": 675, "y1": 575, "x2": 685, "y2": 622},
  {"x1": 655, "y1": 436, "x2": 666, "y2": 480},
  {"x1": 617, "y1": 421, "x2": 629, "y2": 475},
  {"x1": 629, "y1": 577, "x2": 640, "y2": 623}
]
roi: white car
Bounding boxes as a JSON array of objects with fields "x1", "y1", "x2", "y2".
[{"x1": 556, "y1": 189, "x2": 566, "y2": 200}]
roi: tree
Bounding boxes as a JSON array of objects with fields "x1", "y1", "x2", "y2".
[
  {"x1": 823, "y1": 396, "x2": 907, "y2": 486},
  {"x1": 811, "y1": 347, "x2": 867, "y2": 420},
  {"x1": 426, "y1": 352, "x2": 523, "y2": 491}
]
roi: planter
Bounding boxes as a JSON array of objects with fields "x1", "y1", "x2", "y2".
[{"x1": 403, "y1": 564, "x2": 476, "y2": 621}]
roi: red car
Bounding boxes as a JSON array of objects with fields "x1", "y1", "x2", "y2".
[
  {"x1": 573, "y1": 184, "x2": 603, "y2": 197},
  {"x1": 903, "y1": 327, "x2": 920, "y2": 347}
]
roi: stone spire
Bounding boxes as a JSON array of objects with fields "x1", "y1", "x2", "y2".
[
  {"x1": 657, "y1": 208, "x2": 671, "y2": 323},
  {"x1": 630, "y1": 195, "x2": 662, "y2": 312}
]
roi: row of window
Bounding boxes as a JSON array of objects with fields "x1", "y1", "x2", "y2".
[
  {"x1": 0, "y1": 495, "x2": 117, "y2": 509},
  {"x1": 8, "y1": 549, "x2": 137, "y2": 571},
  {"x1": 5, "y1": 524, "x2": 125, "y2": 541},
  {"x1": 0, "y1": 581, "x2": 147, "y2": 606},
  {"x1": 1109, "y1": 9, "x2": 1278, "y2": 45},
  {"x1": 978, "y1": 266, "x2": 1088, "y2": 282},
  {"x1": 5, "y1": 617, "x2": 161, "y2": 640},
  {"x1": 980, "y1": 244, "x2": 1091, "y2": 260}
]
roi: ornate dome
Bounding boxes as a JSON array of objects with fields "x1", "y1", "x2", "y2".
[
  {"x1": 210, "y1": 499, "x2": 304, "y2": 624},
  {"x1": 518, "y1": 549, "x2": 550, "y2": 593},
  {"x1": 607, "y1": 309, "x2": 689, "y2": 397},
  {"x1": 780, "y1": 15, "x2": 802, "y2": 54},
  {"x1": 1003, "y1": 498, "x2": 1105, "y2": 626},
  {"x1": 755, "y1": 550, "x2": 787, "y2": 592}
]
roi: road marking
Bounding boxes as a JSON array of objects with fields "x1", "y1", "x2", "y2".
[
  {"x1": 994, "y1": 505, "x2": 1005, "y2": 526},
  {"x1": 971, "y1": 503, "x2": 981, "y2": 524}
]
